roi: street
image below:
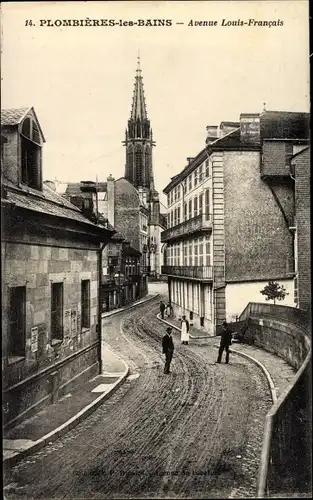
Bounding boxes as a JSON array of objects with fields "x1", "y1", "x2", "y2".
[{"x1": 4, "y1": 293, "x2": 272, "y2": 499}]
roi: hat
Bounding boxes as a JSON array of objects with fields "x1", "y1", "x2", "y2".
[{"x1": 166, "y1": 327, "x2": 172, "y2": 333}]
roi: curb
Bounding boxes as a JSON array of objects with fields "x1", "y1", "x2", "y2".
[
  {"x1": 102, "y1": 293, "x2": 159, "y2": 319},
  {"x1": 213, "y1": 344, "x2": 277, "y2": 404},
  {"x1": 4, "y1": 358, "x2": 130, "y2": 468},
  {"x1": 156, "y1": 313, "x2": 212, "y2": 339},
  {"x1": 156, "y1": 312, "x2": 277, "y2": 404}
]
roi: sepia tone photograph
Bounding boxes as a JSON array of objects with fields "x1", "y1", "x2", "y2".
[{"x1": 1, "y1": 0, "x2": 311, "y2": 498}]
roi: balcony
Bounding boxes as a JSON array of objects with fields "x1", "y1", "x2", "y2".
[
  {"x1": 161, "y1": 214, "x2": 212, "y2": 243},
  {"x1": 161, "y1": 265, "x2": 213, "y2": 281}
]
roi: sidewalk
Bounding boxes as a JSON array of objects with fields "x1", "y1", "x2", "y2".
[
  {"x1": 3, "y1": 293, "x2": 159, "y2": 466},
  {"x1": 3, "y1": 344, "x2": 129, "y2": 467},
  {"x1": 157, "y1": 314, "x2": 296, "y2": 402}
]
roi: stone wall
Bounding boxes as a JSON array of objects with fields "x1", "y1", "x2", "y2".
[
  {"x1": 223, "y1": 151, "x2": 294, "y2": 282},
  {"x1": 2, "y1": 241, "x2": 100, "y2": 426},
  {"x1": 293, "y1": 148, "x2": 311, "y2": 311}
]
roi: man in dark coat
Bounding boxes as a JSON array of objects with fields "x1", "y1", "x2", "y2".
[
  {"x1": 162, "y1": 327, "x2": 174, "y2": 374},
  {"x1": 216, "y1": 321, "x2": 232, "y2": 364},
  {"x1": 160, "y1": 300, "x2": 166, "y2": 319}
]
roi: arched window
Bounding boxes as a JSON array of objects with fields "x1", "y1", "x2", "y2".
[
  {"x1": 20, "y1": 116, "x2": 42, "y2": 190},
  {"x1": 135, "y1": 145, "x2": 142, "y2": 186}
]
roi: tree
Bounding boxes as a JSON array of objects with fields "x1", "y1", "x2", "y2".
[{"x1": 260, "y1": 281, "x2": 288, "y2": 305}]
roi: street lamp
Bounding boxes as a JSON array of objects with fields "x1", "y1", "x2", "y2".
[{"x1": 114, "y1": 271, "x2": 125, "y2": 307}]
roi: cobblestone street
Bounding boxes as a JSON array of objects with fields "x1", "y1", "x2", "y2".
[{"x1": 4, "y1": 294, "x2": 272, "y2": 499}]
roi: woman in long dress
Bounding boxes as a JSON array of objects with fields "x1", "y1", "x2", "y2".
[{"x1": 181, "y1": 315, "x2": 190, "y2": 345}]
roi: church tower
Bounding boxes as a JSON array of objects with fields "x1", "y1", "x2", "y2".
[{"x1": 123, "y1": 57, "x2": 155, "y2": 191}]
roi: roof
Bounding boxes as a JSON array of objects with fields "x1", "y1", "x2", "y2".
[
  {"x1": 65, "y1": 182, "x2": 107, "y2": 195},
  {"x1": 1, "y1": 107, "x2": 30, "y2": 126},
  {"x1": 260, "y1": 111, "x2": 310, "y2": 140},
  {"x1": 163, "y1": 128, "x2": 243, "y2": 194},
  {"x1": 290, "y1": 146, "x2": 310, "y2": 162},
  {"x1": 1, "y1": 106, "x2": 46, "y2": 142},
  {"x1": 2, "y1": 178, "x2": 114, "y2": 233},
  {"x1": 130, "y1": 57, "x2": 148, "y2": 121}
]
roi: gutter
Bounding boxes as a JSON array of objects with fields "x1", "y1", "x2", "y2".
[{"x1": 98, "y1": 242, "x2": 107, "y2": 373}]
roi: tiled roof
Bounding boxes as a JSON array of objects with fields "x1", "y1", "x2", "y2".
[
  {"x1": 65, "y1": 182, "x2": 107, "y2": 195},
  {"x1": 260, "y1": 111, "x2": 310, "y2": 140},
  {"x1": 1, "y1": 107, "x2": 30, "y2": 126},
  {"x1": 2, "y1": 179, "x2": 113, "y2": 231}
]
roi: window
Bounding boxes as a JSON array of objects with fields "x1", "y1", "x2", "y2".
[
  {"x1": 189, "y1": 241, "x2": 193, "y2": 266},
  {"x1": 184, "y1": 201, "x2": 187, "y2": 221},
  {"x1": 170, "y1": 210, "x2": 173, "y2": 228},
  {"x1": 188, "y1": 175, "x2": 192, "y2": 191},
  {"x1": 188, "y1": 199, "x2": 192, "y2": 219},
  {"x1": 9, "y1": 286, "x2": 26, "y2": 358},
  {"x1": 177, "y1": 185, "x2": 181, "y2": 200},
  {"x1": 51, "y1": 282, "x2": 63, "y2": 340},
  {"x1": 167, "y1": 194, "x2": 170, "y2": 207},
  {"x1": 135, "y1": 145, "x2": 142, "y2": 186},
  {"x1": 205, "y1": 238, "x2": 211, "y2": 266},
  {"x1": 194, "y1": 169, "x2": 198, "y2": 187},
  {"x1": 194, "y1": 240, "x2": 198, "y2": 266},
  {"x1": 20, "y1": 117, "x2": 42, "y2": 190},
  {"x1": 81, "y1": 280, "x2": 90, "y2": 329},
  {"x1": 177, "y1": 206, "x2": 181, "y2": 225},
  {"x1": 199, "y1": 165, "x2": 203, "y2": 183},
  {"x1": 199, "y1": 237, "x2": 204, "y2": 265},
  {"x1": 205, "y1": 159, "x2": 210, "y2": 177},
  {"x1": 183, "y1": 242, "x2": 188, "y2": 266},
  {"x1": 199, "y1": 193, "x2": 203, "y2": 215},
  {"x1": 194, "y1": 196, "x2": 198, "y2": 217},
  {"x1": 183, "y1": 178, "x2": 187, "y2": 193},
  {"x1": 205, "y1": 189, "x2": 210, "y2": 220}
]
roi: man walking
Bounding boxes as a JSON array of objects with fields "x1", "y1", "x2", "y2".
[
  {"x1": 162, "y1": 327, "x2": 174, "y2": 374},
  {"x1": 216, "y1": 321, "x2": 232, "y2": 364},
  {"x1": 160, "y1": 300, "x2": 166, "y2": 319}
]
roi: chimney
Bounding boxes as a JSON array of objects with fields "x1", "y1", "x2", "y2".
[
  {"x1": 186, "y1": 157, "x2": 195, "y2": 165},
  {"x1": 107, "y1": 174, "x2": 115, "y2": 226},
  {"x1": 43, "y1": 180, "x2": 56, "y2": 191},
  {"x1": 219, "y1": 121, "x2": 240, "y2": 138},
  {"x1": 240, "y1": 113, "x2": 261, "y2": 144},
  {"x1": 206, "y1": 125, "x2": 218, "y2": 145}
]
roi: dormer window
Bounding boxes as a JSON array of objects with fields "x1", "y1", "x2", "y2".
[{"x1": 20, "y1": 116, "x2": 42, "y2": 190}]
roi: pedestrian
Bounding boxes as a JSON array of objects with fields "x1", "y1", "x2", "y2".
[
  {"x1": 160, "y1": 300, "x2": 166, "y2": 319},
  {"x1": 162, "y1": 326, "x2": 174, "y2": 374},
  {"x1": 181, "y1": 315, "x2": 190, "y2": 345},
  {"x1": 216, "y1": 321, "x2": 232, "y2": 364}
]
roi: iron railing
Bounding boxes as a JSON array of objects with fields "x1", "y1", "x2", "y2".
[
  {"x1": 161, "y1": 214, "x2": 212, "y2": 243},
  {"x1": 161, "y1": 265, "x2": 213, "y2": 280}
]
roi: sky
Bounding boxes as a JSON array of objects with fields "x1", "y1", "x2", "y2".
[{"x1": 1, "y1": 1, "x2": 309, "y2": 204}]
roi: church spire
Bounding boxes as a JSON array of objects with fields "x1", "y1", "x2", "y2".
[
  {"x1": 123, "y1": 56, "x2": 155, "y2": 191},
  {"x1": 130, "y1": 55, "x2": 148, "y2": 121}
]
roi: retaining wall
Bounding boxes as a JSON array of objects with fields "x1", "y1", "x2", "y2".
[{"x1": 238, "y1": 302, "x2": 311, "y2": 497}]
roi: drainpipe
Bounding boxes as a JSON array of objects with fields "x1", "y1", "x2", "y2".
[{"x1": 98, "y1": 242, "x2": 106, "y2": 374}]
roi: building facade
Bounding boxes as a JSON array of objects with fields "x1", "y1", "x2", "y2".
[
  {"x1": 1, "y1": 107, "x2": 114, "y2": 427},
  {"x1": 162, "y1": 111, "x2": 309, "y2": 333},
  {"x1": 63, "y1": 179, "x2": 146, "y2": 307}
]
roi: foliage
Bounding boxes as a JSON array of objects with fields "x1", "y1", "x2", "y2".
[{"x1": 260, "y1": 281, "x2": 288, "y2": 305}]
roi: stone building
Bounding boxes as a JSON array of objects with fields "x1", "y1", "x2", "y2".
[
  {"x1": 1, "y1": 107, "x2": 115, "y2": 427},
  {"x1": 122, "y1": 57, "x2": 167, "y2": 277},
  {"x1": 162, "y1": 110, "x2": 309, "y2": 333},
  {"x1": 63, "y1": 179, "x2": 144, "y2": 308},
  {"x1": 290, "y1": 147, "x2": 310, "y2": 312}
]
